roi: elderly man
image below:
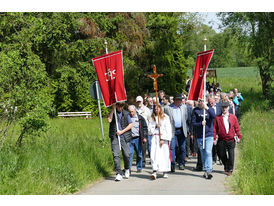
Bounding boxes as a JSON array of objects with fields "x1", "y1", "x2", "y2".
[
  {"x1": 136, "y1": 96, "x2": 151, "y2": 167},
  {"x1": 214, "y1": 101, "x2": 242, "y2": 176},
  {"x1": 128, "y1": 105, "x2": 148, "y2": 173},
  {"x1": 164, "y1": 93, "x2": 188, "y2": 172},
  {"x1": 108, "y1": 102, "x2": 133, "y2": 181}
]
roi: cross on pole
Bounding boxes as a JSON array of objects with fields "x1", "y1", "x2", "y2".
[{"x1": 147, "y1": 65, "x2": 163, "y2": 141}]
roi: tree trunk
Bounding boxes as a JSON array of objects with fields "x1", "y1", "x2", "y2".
[
  {"x1": 16, "y1": 127, "x2": 27, "y2": 148},
  {"x1": 259, "y1": 65, "x2": 272, "y2": 99}
]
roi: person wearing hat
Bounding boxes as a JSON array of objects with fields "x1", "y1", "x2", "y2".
[
  {"x1": 164, "y1": 93, "x2": 188, "y2": 172},
  {"x1": 108, "y1": 102, "x2": 133, "y2": 181},
  {"x1": 136, "y1": 95, "x2": 151, "y2": 167},
  {"x1": 192, "y1": 98, "x2": 216, "y2": 179},
  {"x1": 213, "y1": 101, "x2": 242, "y2": 176}
]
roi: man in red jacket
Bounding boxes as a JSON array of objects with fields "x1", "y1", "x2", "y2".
[{"x1": 213, "y1": 101, "x2": 242, "y2": 176}]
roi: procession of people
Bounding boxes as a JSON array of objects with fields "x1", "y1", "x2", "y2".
[{"x1": 108, "y1": 80, "x2": 243, "y2": 182}]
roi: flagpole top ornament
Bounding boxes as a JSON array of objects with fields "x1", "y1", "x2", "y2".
[{"x1": 104, "y1": 40, "x2": 109, "y2": 54}]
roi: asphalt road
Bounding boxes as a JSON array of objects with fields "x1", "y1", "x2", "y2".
[{"x1": 77, "y1": 154, "x2": 231, "y2": 195}]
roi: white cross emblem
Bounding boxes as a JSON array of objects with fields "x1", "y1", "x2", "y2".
[
  {"x1": 105, "y1": 68, "x2": 116, "y2": 82},
  {"x1": 200, "y1": 64, "x2": 205, "y2": 77}
]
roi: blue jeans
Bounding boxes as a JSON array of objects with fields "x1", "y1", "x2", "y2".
[
  {"x1": 129, "y1": 137, "x2": 143, "y2": 170},
  {"x1": 197, "y1": 137, "x2": 213, "y2": 173},
  {"x1": 147, "y1": 135, "x2": 152, "y2": 158},
  {"x1": 170, "y1": 136, "x2": 176, "y2": 165},
  {"x1": 171, "y1": 128, "x2": 186, "y2": 166},
  {"x1": 177, "y1": 132, "x2": 186, "y2": 166}
]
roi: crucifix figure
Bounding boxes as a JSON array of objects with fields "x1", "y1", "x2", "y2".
[{"x1": 147, "y1": 65, "x2": 163, "y2": 140}]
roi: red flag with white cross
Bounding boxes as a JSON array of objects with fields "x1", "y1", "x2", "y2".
[
  {"x1": 187, "y1": 49, "x2": 214, "y2": 101},
  {"x1": 92, "y1": 50, "x2": 127, "y2": 107}
]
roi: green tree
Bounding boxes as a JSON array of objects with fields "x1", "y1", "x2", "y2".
[
  {"x1": 142, "y1": 12, "x2": 187, "y2": 95},
  {"x1": 219, "y1": 12, "x2": 273, "y2": 100},
  {"x1": 0, "y1": 13, "x2": 54, "y2": 147},
  {"x1": 0, "y1": 49, "x2": 52, "y2": 147}
]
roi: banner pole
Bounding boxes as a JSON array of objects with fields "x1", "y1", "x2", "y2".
[
  {"x1": 105, "y1": 40, "x2": 121, "y2": 151},
  {"x1": 202, "y1": 37, "x2": 207, "y2": 149},
  {"x1": 96, "y1": 81, "x2": 104, "y2": 139}
]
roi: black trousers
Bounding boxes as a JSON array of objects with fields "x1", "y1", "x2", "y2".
[
  {"x1": 186, "y1": 134, "x2": 190, "y2": 158},
  {"x1": 235, "y1": 107, "x2": 241, "y2": 122},
  {"x1": 212, "y1": 145, "x2": 218, "y2": 162},
  {"x1": 217, "y1": 139, "x2": 236, "y2": 172}
]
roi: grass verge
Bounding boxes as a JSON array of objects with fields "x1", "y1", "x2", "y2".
[{"x1": 0, "y1": 118, "x2": 113, "y2": 194}]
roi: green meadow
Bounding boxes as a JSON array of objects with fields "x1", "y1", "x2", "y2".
[
  {"x1": 0, "y1": 118, "x2": 113, "y2": 194},
  {"x1": 0, "y1": 67, "x2": 272, "y2": 194}
]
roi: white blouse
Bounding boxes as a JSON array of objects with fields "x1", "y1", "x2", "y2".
[{"x1": 148, "y1": 114, "x2": 172, "y2": 141}]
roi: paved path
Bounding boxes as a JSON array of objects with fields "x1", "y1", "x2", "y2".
[{"x1": 78, "y1": 155, "x2": 231, "y2": 195}]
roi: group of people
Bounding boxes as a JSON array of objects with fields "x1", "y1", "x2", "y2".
[{"x1": 107, "y1": 83, "x2": 244, "y2": 182}]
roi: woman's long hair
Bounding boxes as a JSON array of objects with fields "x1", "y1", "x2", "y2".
[{"x1": 152, "y1": 104, "x2": 165, "y2": 122}]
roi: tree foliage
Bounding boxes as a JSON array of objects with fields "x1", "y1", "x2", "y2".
[{"x1": 219, "y1": 12, "x2": 273, "y2": 101}]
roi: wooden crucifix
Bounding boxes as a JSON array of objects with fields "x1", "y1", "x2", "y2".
[{"x1": 147, "y1": 65, "x2": 163, "y2": 140}]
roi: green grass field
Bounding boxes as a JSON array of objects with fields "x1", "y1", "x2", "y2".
[
  {"x1": 0, "y1": 118, "x2": 113, "y2": 194},
  {"x1": 230, "y1": 109, "x2": 274, "y2": 194}
]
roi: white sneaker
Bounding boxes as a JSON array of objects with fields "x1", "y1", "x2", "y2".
[
  {"x1": 115, "y1": 173, "x2": 123, "y2": 181},
  {"x1": 124, "y1": 169, "x2": 130, "y2": 179},
  {"x1": 163, "y1": 173, "x2": 168, "y2": 178},
  {"x1": 150, "y1": 172, "x2": 157, "y2": 180}
]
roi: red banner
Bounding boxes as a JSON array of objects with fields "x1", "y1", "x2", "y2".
[
  {"x1": 92, "y1": 50, "x2": 127, "y2": 107},
  {"x1": 187, "y1": 49, "x2": 214, "y2": 101}
]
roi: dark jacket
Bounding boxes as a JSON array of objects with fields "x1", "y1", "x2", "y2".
[
  {"x1": 208, "y1": 102, "x2": 222, "y2": 116},
  {"x1": 186, "y1": 104, "x2": 193, "y2": 133},
  {"x1": 109, "y1": 109, "x2": 132, "y2": 142},
  {"x1": 192, "y1": 107, "x2": 216, "y2": 138},
  {"x1": 136, "y1": 114, "x2": 148, "y2": 141}
]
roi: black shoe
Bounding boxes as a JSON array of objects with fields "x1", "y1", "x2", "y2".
[
  {"x1": 137, "y1": 169, "x2": 142, "y2": 173},
  {"x1": 207, "y1": 173, "x2": 213, "y2": 179},
  {"x1": 193, "y1": 167, "x2": 203, "y2": 171},
  {"x1": 203, "y1": 172, "x2": 206, "y2": 178},
  {"x1": 204, "y1": 172, "x2": 213, "y2": 179},
  {"x1": 179, "y1": 165, "x2": 185, "y2": 170},
  {"x1": 171, "y1": 164, "x2": 175, "y2": 173}
]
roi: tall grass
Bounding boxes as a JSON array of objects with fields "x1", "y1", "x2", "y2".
[
  {"x1": 230, "y1": 109, "x2": 274, "y2": 194},
  {"x1": 213, "y1": 67, "x2": 273, "y2": 194},
  {"x1": 0, "y1": 118, "x2": 113, "y2": 194}
]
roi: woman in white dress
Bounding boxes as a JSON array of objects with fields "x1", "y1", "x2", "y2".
[{"x1": 148, "y1": 105, "x2": 172, "y2": 179}]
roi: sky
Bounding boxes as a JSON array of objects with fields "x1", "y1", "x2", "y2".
[{"x1": 200, "y1": 12, "x2": 223, "y2": 33}]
